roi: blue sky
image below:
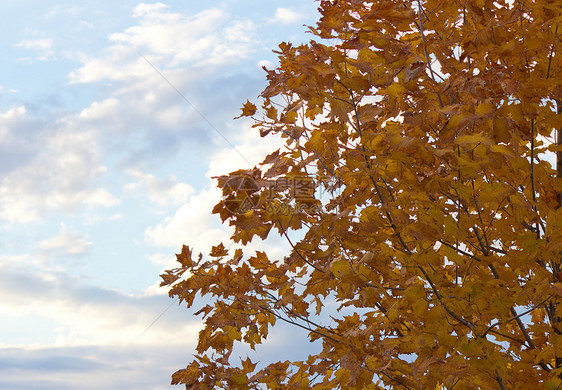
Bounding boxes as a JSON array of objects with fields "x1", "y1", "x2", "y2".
[{"x1": 0, "y1": 2, "x2": 321, "y2": 388}]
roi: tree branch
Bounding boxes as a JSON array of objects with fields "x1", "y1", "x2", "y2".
[
  {"x1": 276, "y1": 219, "x2": 325, "y2": 273},
  {"x1": 495, "y1": 369, "x2": 507, "y2": 390},
  {"x1": 481, "y1": 297, "x2": 551, "y2": 338},
  {"x1": 416, "y1": 0, "x2": 443, "y2": 108}
]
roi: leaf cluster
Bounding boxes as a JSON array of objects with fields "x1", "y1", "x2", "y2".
[{"x1": 162, "y1": 0, "x2": 562, "y2": 388}]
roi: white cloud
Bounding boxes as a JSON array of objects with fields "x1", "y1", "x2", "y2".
[
  {"x1": 1, "y1": 4, "x2": 262, "y2": 227},
  {"x1": 257, "y1": 59, "x2": 274, "y2": 69},
  {"x1": 78, "y1": 98, "x2": 120, "y2": 120},
  {"x1": 69, "y1": 6, "x2": 255, "y2": 85},
  {"x1": 79, "y1": 20, "x2": 94, "y2": 29},
  {"x1": 147, "y1": 253, "x2": 174, "y2": 267},
  {"x1": 44, "y1": 4, "x2": 82, "y2": 19},
  {"x1": 110, "y1": 8, "x2": 226, "y2": 60},
  {"x1": 0, "y1": 258, "x2": 199, "y2": 347},
  {"x1": 132, "y1": 2, "x2": 169, "y2": 18},
  {"x1": 0, "y1": 118, "x2": 118, "y2": 223},
  {"x1": 0, "y1": 106, "x2": 26, "y2": 138},
  {"x1": 39, "y1": 223, "x2": 92, "y2": 257},
  {"x1": 145, "y1": 186, "x2": 229, "y2": 251},
  {"x1": 63, "y1": 5, "x2": 262, "y2": 176},
  {"x1": 15, "y1": 38, "x2": 55, "y2": 63},
  {"x1": 0, "y1": 106, "x2": 25, "y2": 119},
  {"x1": 15, "y1": 38, "x2": 53, "y2": 51},
  {"x1": 68, "y1": 49, "x2": 153, "y2": 85},
  {"x1": 82, "y1": 188, "x2": 120, "y2": 208},
  {"x1": 0, "y1": 345, "x2": 196, "y2": 390},
  {"x1": 206, "y1": 123, "x2": 285, "y2": 178},
  {"x1": 145, "y1": 122, "x2": 289, "y2": 260},
  {"x1": 124, "y1": 170, "x2": 193, "y2": 207},
  {"x1": 60, "y1": 3, "x2": 270, "y2": 190},
  {"x1": 271, "y1": 7, "x2": 303, "y2": 24},
  {"x1": 224, "y1": 20, "x2": 255, "y2": 43}
]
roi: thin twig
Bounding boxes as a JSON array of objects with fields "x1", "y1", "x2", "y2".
[
  {"x1": 481, "y1": 297, "x2": 551, "y2": 337},
  {"x1": 530, "y1": 119, "x2": 540, "y2": 239},
  {"x1": 416, "y1": 0, "x2": 443, "y2": 108},
  {"x1": 276, "y1": 219, "x2": 324, "y2": 273},
  {"x1": 496, "y1": 370, "x2": 507, "y2": 390},
  {"x1": 546, "y1": 23, "x2": 558, "y2": 79}
]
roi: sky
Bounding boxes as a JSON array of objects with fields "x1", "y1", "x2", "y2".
[{"x1": 0, "y1": 1, "x2": 322, "y2": 388}]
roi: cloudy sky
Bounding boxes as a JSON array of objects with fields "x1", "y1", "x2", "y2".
[{"x1": 0, "y1": 2, "x2": 320, "y2": 388}]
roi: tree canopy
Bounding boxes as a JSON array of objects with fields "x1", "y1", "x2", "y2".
[{"x1": 161, "y1": 0, "x2": 562, "y2": 388}]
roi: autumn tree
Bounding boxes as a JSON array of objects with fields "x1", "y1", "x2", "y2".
[{"x1": 161, "y1": 0, "x2": 562, "y2": 388}]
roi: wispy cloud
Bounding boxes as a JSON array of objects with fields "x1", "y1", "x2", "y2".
[
  {"x1": 15, "y1": 38, "x2": 53, "y2": 51},
  {"x1": 271, "y1": 7, "x2": 303, "y2": 25},
  {"x1": 124, "y1": 170, "x2": 193, "y2": 207},
  {"x1": 0, "y1": 114, "x2": 118, "y2": 223},
  {"x1": 0, "y1": 344, "x2": 197, "y2": 390},
  {"x1": 145, "y1": 186, "x2": 229, "y2": 250},
  {"x1": 39, "y1": 223, "x2": 92, "y2": 258},
  {"x1": 0, "y1": 255, "x2": 200, "y2": 346},
  {"x1": 14, "y1": 38, "x2": 55, "y2": 63},
  {"x1": 69, "y1": 6, "x2": 256, "y2": 85}
]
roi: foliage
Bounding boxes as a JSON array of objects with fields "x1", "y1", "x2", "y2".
[{"x1": 161, "y1": 0, "x2": 562, "y2": 388}]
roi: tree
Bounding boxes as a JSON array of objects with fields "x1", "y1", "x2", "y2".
[{"x1": 161, "y1": 0, "x2": 562, "y2": 388}]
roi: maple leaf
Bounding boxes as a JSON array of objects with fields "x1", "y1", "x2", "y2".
[
  {"x1": 235, "y1": 100, "x2": 257, "y2": 119},
  {"x1": 404, "y1": 60, "x2": 426, "y2": 83}
]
